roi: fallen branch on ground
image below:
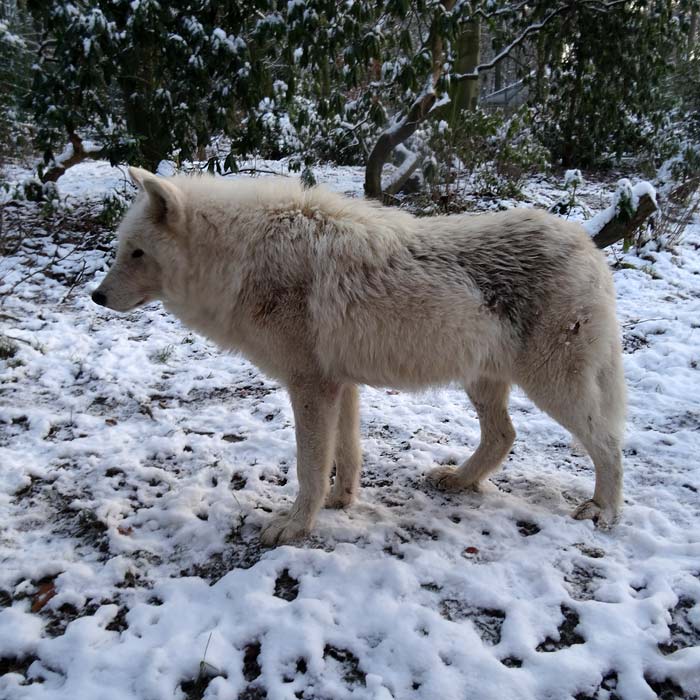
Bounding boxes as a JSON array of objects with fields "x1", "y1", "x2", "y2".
[{"x1": 592, "y1": 193, "x2": 658, "y2": 249}]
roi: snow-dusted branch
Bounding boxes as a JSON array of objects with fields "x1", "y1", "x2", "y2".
[
  {"x1": 364, "y1": 81, "x2": 437, "y2": 198},
  {"x1": 383, "y1": 145, "x2": 420, "y2": 196},
  {"x1": 40, "y1": 133, "x2": 106, "y2": 183},
  {"x1": 470, "y1": 1, "x2": 530, "y2": 23},
  {"x1": 455, "y1": 0, "x2": 631, "y2": 82},
  {"x1": 454, "y1": 6, "x2": 569, "y2": 82}
]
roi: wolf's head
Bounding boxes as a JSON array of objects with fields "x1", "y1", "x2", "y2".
[{"x1": 91, "y1": 167, "x2": 186, "y2": 312}]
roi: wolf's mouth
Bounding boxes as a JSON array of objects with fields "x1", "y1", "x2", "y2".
[{"x1": 115, "y1": 297, "x2": 148, "y2": 312}]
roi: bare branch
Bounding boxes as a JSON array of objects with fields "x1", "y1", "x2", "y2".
[
  {"x1": 454, "y1": 0, "x2": 630, "y2": 82},
  {"x1": 470, "y1": 0, "x2": 530, "y2": 23},
  {"x1": 454, "y1": 5, "x2": 570, "y2": 82}
]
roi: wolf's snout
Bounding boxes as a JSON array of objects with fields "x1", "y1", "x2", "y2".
[{"x1": 91, "y1": 290, "x2": 107, "y2": 306}]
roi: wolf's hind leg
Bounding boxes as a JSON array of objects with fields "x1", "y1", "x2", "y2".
[
  {"x1": 571, "y1": 360, "x2": 624, "y2": 528},
  {"x1": 326, "y1": 384, "x2": 362, "y2": 509},
  {"x1": 520, "y1": 350, "x2": 625, "y2": 528},
  {"x1": 428, "y1": 378, "x2": 514, "y2": 492},
  {"x1": 570, "y1": 430, "x2": 623, "y2": 529}
]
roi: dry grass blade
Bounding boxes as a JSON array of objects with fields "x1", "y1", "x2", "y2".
[{"x1": 654, "y1": 177, "x2": 700, "y2": 246}]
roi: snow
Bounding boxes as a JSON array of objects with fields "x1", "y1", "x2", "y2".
[
  {"x1": 82, "y1": 140, "x2": 103, "y2": 155},
  {"x1": 0, "y1": 161, "x2": 699, "y2": 700},
  {"x1": 211, "y1": 27, "x2": 244, "y2": 54},
  {"x1": 0, "y1": 20, "x2": 27, "y2": 49},
  {"x1": 583, "y1": 178, "x2": 658, "y2": 237},
  {"x1": 564, "y1": 169, "x2": 583, "y2": 188},
  {"x1": 53, "y1": 143, "x2": 75, "y2": 166},
  {"x1": 381, "y1": 145, "x2": 418, "y2": 192},
  {"x1": 633, "y1": 179, "x2": 658, "y2": 203}
]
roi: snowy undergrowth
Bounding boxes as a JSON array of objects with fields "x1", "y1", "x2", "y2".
[{"x1": 0, "y1": 162, "x2": 699, "y2": 700}]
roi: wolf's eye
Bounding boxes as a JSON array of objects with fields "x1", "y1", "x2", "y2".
[{"x1": 132, "y1": 249, "x2": 144, "y2": 258}]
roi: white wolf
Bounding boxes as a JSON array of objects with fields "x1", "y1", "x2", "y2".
[{"x1": 92, "y1": 168, "x2": 625, "y2": 545}]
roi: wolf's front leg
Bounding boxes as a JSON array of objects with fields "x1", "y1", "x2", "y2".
[
  {"x1": 260, "y1": 378, "x2": 341, "y2": 546},
  {"x1": 326, "y1": 384, "x2": 362, "y2": 509}
]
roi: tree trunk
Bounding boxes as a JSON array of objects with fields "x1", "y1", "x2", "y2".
[
  {"x1": 451, "y1": 19, "x2": 481, "y2": 121},
  {"x1": 318, "y1": 55, "x2": 330, "y2": 99},
  {"x1": 494, "y1": 49, "x2": 503, "y2": 93},
  {"x1": 561, "y1": 46, "x2": 585, "y2": 167},
  {"x1": 119, "y1": 44, "x2": 172, "y2": 171},
  {"x1": 364, "y1": 92, "x2": 436, "y2": 200},
  {"x1": 533, "y1": 34, "x2": 544, "y2": 106}
]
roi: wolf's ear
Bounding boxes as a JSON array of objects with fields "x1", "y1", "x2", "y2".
[
  {"x1": 128, "y1": 166, "x2": 151, "y2": 188},
  {"x1": 128, "y1": 166, "x2": 184, "y2": 227}
]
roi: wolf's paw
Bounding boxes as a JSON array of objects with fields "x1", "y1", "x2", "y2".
[
  {"x1": 572, "y1": 499, "x2": 619, "y2": 530},
  {"x1": 427, "y1": 466, "x2": 476, "y2": 493},
  {"x1": 260, "y1": 513, "x2": 310, "y2": 546},
  {"x1": 325, "y1": 487, "x2": 355, "y2": 509}
]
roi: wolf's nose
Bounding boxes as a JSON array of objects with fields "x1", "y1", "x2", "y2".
[{"x1": 92, "y1": 290, "x2": 107, "y2": 306}]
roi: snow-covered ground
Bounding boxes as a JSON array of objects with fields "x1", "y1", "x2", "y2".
[{"x1": 1, "y1": 162, "x2": 699, "y2": 700}]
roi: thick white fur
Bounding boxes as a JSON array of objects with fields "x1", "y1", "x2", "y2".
[{"x1": 93, "y1": 169, "x2": 626, "y2": 544}]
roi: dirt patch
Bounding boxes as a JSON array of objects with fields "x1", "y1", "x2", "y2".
[
  {"x1": 658, "y1": 596, "x2": 700, "y2": 655},
  {"x1": 231, "y1": 473, "x2": 247, "y2": 491},
  {"x1": 183, "y1": 522, "x2": 262, "y2": 582},
  {"x1": 185, "y1": 547, "x2": 261, "y2": 582},
  {"x1": 186, "y1": 383, "x2": 272, "y2": 404},
  {"x1": 181, "y1": 670, "x2": 229, "y2": 700},
  {"x1": 574, "y1": 544, "x2": 605, "y2": 559},
  {"x1": 243, "y1": 641, "x2": 262, "y2": 682},
  {"x1": 0, "y1": 653, "x2": 40, "y2": 683},
  {"x1": 574, "y1": 670, "x2": 620, "y2": 700},
  {"x1": 274, "y1": 569, "x2": 300, "y2": 602},
  {"x1": 105, "y1": 604, "x2": 129, "y2": 633},
  {"x1": 622, "y1": 331, "x2": 649, "y2": 354},
  {"x1": 501, "y1": 656, "x2": 522, "y2": 668},
  {"x1": 45, "y1": 602, "x2": 100, "y2": 637},
  {"x1": 517, "y1": 520, "x2": 540, "y2": 536},
  {"x1": 536, "y1": 605, "x2": 585, "y2": 651},
  {"x1": 439, "y1": 599, "x2": 505, "y2": 645},
  {"x1": 565, "y1": 564, "x2": 604, "y2": 601},
  {"x1": 644, "y1": 675, "x2": 695, "y2": 700},
  {"x1": 0, "y1": 335, "x2": 18, "y2": 359},
  {"x1": 323, "y1": 645, "x2": 366, "y2": 687}
]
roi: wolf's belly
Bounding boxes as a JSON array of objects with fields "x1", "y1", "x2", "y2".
[{"x1": 317, "y1": 310, "x2": 509, "y2": 390}]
